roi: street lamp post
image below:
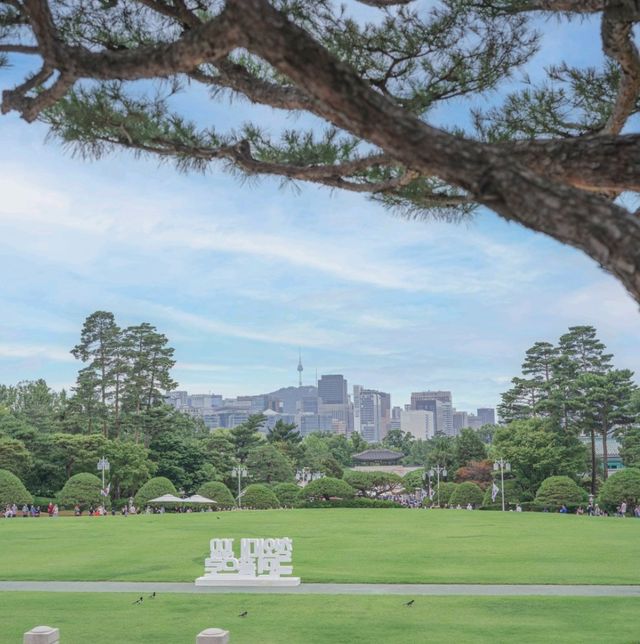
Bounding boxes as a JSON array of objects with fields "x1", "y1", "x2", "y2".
[
  {"x1": 428, "y1": 465, "x2": 447, "y2": 507},
  {"x1": 493, "y1": 458, "x2": 511, "y2": 512},
  {"x1": 231, "y1": 466, "x2": 248, "y2": 509},
  {"x1": 97, "y1": 456, "x2": 110, "y2": 490},
  {"x1": 421, "y1": 470, "x2": 432, "y2": 503}
]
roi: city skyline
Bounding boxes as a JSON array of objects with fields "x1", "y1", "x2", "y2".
[
  {"x1": 168, "y1": 369, "x2": 496, "y2": 416},
  {"x1": 167, "y1": 379, "x2": 495, "y2": 443}
]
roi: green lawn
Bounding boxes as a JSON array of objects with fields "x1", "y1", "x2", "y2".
[
  {"x1": 1, "y1": 509, "x2": 638, "y2": 584},
  {"x1": 2, "y1": 593, "x2": 639, "y2": 643}
]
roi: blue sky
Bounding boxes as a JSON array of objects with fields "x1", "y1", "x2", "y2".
[{"x1": 0, "y1": 7, "x2": 638, "y2": 413}]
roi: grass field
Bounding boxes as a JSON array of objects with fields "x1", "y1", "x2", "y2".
[
  {"x1": 1, "y1": 509, "x2": 639, "y2": 585},
  {"x1": 3, "y1": 593, "x2": 640, "y2": 643}
]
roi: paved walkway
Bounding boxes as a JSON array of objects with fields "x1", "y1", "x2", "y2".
[{"x1": 0, "y1": 581, "x2": 638, "y2": 596}]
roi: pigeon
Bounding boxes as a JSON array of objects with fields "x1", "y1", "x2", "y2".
[
  {"x1": 148, "y1": 592, "x2": 156, "y2": 599},
  {"x1": 404, "y1": 600, "x2": 415, "y2": 607},
  {"x1": 132, "y1": 596, "x2": 144, "y2": 605},
  {"x1": 238, "y1": 611, "x2": 248, "y2": 618}
]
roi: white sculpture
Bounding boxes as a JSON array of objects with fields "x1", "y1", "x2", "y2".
[{"x1": 195, "y1": 537, "x2": 301, "y2": 586}]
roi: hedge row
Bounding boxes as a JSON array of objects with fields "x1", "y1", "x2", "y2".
[
  {"x1": 7, "y1": 468, "x2": 640, "y2": 514},
  {"x1": 298, "y1": 498, "x2": 403, "y2": 509}
]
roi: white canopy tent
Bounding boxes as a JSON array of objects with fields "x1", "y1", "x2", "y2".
[
  {"x1": 148, "y1": 494, "x2": 183, "y2": 503},
  {"x1": 184, "y1": 494, "x2": 217, "y2": 504}
]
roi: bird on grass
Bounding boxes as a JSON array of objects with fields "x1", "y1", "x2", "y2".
[
  {"x1": 404, "y1": 600, "x2": 415, "y2": 607},
  {"x1": 238, "y1": 611, "x2": 248, "y2": 618},
  {"x1": 132, "y1": 596, "x2": 143, "y2": 605},
  {"x1": 148, "y1": 592, "x2": 156, "y2": 599}
]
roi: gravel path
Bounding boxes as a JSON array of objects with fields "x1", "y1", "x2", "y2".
[{"x1": 1, "y1": 581, "x2": 638, "y2": 596}]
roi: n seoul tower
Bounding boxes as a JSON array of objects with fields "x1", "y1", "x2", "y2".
[{"x1": 297, "y1": 350, "x2": 303, "y2": 387}]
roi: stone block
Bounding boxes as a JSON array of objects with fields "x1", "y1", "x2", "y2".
[
  {"x1": 196, "y1": 627, "x2": 230, "y2": 643},
  {"x1": 23, "y1": 625, "x2": 60, "y2": 644}
]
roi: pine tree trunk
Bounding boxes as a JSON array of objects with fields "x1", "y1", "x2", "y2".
[
  {"x1": 114, "y1": 371, "x2": 121, "y2": 439},
  {"x1": 100, "y1": 334, "x2": 108, "y2": 438},
  {"x1": 146, "y1": 359, "x2": 157, "y2": 412},
  {"x1": 602, "y1": 419, "x2": 609, "y2": 481},
  {"x1": 590, "y1": 427, "x2": 597, "y2": 495}
]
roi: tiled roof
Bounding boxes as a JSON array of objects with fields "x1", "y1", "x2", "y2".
[{"x1": 352, "y1": 449, "x2": 403, "y2": 462}]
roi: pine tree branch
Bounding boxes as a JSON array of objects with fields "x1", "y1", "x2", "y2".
[
  {"x1": 136, "y1": 0, "x2": 200, "y2": 28},
  {"x1": 0, "y1": 44, "x2": 38, "y2": 54},
  {"x1": 234, "y1": 0, "x2": 640, "y2": 302},
  {"x1": 501, "y1": 134, "x2": 640, "y2": 192},
  {"x1": 1, "y1": 0, "x2": 639, "y2": 300},
  {"x1": 512, "y1": 0, "x2": 639, "y2": 18},
  {"x1": 601, "y1": 7, "x2": 640, "y2": 134},
  {"x1": 508, "y1": 0, "x2": 640, "y2": 135},
  {"x1": 93, "y1": 133, "x2": 467, "y2": 203},
  {"x1": 188, "y1": 64, "x2": 316, "y2": 112},
  {"x1": 355, "y1": 1, "x2": 414, "y2": 6},
  {"x1": 2, "y1": 0, "x2": 245, "y2": 121}
]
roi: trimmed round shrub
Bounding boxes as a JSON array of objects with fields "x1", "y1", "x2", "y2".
[
  {"x1": 134, "y1": 476, "x2": 177, "y2": 508},
  {"x1": 272, "y1": 483, "x2": 301, "y2": 507},
  {"x1": 598, "y1": 468, "x2": 640, "y2": 512},
  {"x1": 422, "y1": 482, "x2": 458, "y2": 507},
  {"x1": 481, "y1": 479, "x2": 524, "y2": 509},
  {"x1": 534, "y1": 476, "x2": 587, "y2": 510},
  {"x1": 298, "y1": 498, "x2": 402, "y2": 509},
  {"x1": 58, "y1": 473, "x2": 102, "y2": 510},
  {"x1": 242, "y1": 484, "x2": 280, "y2": 509},
  {"x1": 343, "y1": 470, "x2": 375, "y2": 496},
  {"x1": 198, "y1": 481, "x2": 235, "y2": 508},
  {"x1": 299, "y1": 477, "x2": 355, "y2": 501},
  {"x1": 449, "y1": 482, "x2": 484, "y2": 507},
  {"x1": 0, "y1": 468, "x2": 32, "y2": 507},
  {"x1": 197, "y1": 481, "x2": 236, "y2": 509}
]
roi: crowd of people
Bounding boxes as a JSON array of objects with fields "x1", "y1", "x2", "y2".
[
  {"x1": 65, "y1": 503, "x2": 217, "y2": 516},
  {"x1": 3, "y1": 503, "x2": 58, "y2": 518},
  {"x1": 4, "y1": 496, "x2": 640, "y2": 517}
]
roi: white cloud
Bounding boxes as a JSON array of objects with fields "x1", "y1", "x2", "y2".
[
  {"x1": 0, "y1": 343, "x2": 75, "y2": 363},
  {"x1": 174, "y1": 362, "x2": 229, "y2": 372},
  {"x1": 556, "y1": 280, "x2": 639, "y2": 334},
  {"x1": 0, "y1": 160, "x2": 549, "y2": 298},
  {"x1": 138, "y1": 302, "x2": 356, "y2": 350}
]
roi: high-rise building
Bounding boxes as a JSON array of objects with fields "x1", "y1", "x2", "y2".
[
  {"x1": 466, "y1": 414, "x2": 483, "y2": 429},
  {"x1": 296, "y1": 413, "x2": 334, "y2": 436},
  {"x1": 317, "y1": 374, "x2": 352, "y2": 434},
  {"x1": 353, "y1": 386, "x2": 391, "y2": 442},
  {"x1": 353, "y1": 385, "x2": 363, "y2": 434},
  {"x1": 380, "y1": 391, "x2": 391, "y2": 439},
  {"x1": 319, "y1": 402, "x2": 354, "y2": 434},
  {"x1": 411, "y1": 390, "x2": 452, "y2": 407},
  {"x1": 400, "y1": 409, "x2": 435, "y2": 440},
  {"x1": 166, "y1": 390, "x2": 188, "y2": 408},
  {"x1": 410, "y1": 391, "x2": 454, "y2": 436},
  {"x1": 389, "y1": 406, "x2": 403, "y2": 431},
  {"x1": 477, "y1": 408, "x2": 496, "y2": 426},
  {"x1": 453, "y1": 410, "x2": 469, "y2": 433},
  {"x1": 440, "y1": 402, "x2": 454, "y2": 436},
  {"x1": 318, "y1": 375, "x2": 348, "y2": 404}
]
